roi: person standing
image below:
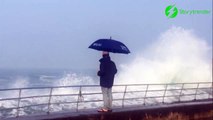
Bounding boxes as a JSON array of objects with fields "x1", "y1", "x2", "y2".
[{"x1": 97, "y1": 51, "x2": 117, "y2": 112}]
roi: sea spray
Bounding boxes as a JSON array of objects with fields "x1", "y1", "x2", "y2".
[
  {"x1": 10, "y1": 76, "x2": 29, "y2": 88},
  {"x1": 52, "y1": 73, "x2": 97, "y2": 94},
  {"x1": 115, "y1": 27, "x2": 212, "y2": 84}
]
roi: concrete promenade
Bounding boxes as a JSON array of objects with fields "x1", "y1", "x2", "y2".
[{"x1": 5, "y1": 99, "x2": 213, "y2": 120}]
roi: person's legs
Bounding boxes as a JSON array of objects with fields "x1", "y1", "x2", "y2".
[
  {"x1": 101, "y1": 87, "x2": 113, "y2": 110},
  {"x1": 107, "y1": 87, "x2": 112, "y2": 110},
  {"x1": 101, "y1": 87, "x2": 108, "y2": 109}
]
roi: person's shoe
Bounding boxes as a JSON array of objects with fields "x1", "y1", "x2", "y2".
[
  {"x1": 107, "y1": 109, "x2": 112, "y2": 112},
  {"x1": 97, "y1": 108, "x2": 104, "y2": 112},
  {"x1": 97, "y1": 108, "x2": 112, "y2": 112}
]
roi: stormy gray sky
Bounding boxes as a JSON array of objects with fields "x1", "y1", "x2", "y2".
[{"x1": 0, "y1": 0, "x2": 212, "y2": 70}]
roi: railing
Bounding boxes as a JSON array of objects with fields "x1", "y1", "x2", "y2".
[{"x1": 0, "y1": 82, "x2": 212, "y2": 118}]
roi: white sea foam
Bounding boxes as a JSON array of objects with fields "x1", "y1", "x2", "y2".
[
  {"x1": 52, "y1": 73, "x2": 96, "y2": 95},
  {"x1": 10, "y1": 76, "x2": 29, "y2": 88},
  {"x1": 116, "y1": 26, "x2": 212, "y2": 84},
  {"x1": 54, "y1": 73, "x2": 95, "y2": 86}
]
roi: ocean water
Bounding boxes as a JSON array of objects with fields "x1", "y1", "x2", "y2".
[{"x1": 0, "y1": 69, "x2": 98, "y2": 89}]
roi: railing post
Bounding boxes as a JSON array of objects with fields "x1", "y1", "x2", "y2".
[
  {"x1": 208, "y1": 88, "x2": 211, "y2": 99},
  {"x1": 47, "y1": 87, "x2": 53, "y2": 114},
  {"x1": 209, "y1": 83, "x2": 212, "y2": 99},
  {"x1": 16, "y1": 89, "x2": 22, "y2": 117},
  {"x1": 122, "y1": 85, "x2": 127, "y2": 108},
  {"x1": 162, "y1": 84, "x2": 168, "y2": 103},
  {"x1": 179, "y1": 83, "x2": 184, "y2": 102},
  {"x1": 194, "y1": 83, "x2": 200, "y2": 100},
  {"x1": 144, "y1": 84, "x2": 149, "y2": 105},
  {"x1": 76, "y1": 86, "x2": 82, "y2": 112}
]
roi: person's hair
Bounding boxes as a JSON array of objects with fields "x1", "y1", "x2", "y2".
[
  {"x1": 102, "y1": 51, "x2": 109, "y2": 55},
  {"x1": 103, "y1": 54, "x2": 110, "y2": 58}
]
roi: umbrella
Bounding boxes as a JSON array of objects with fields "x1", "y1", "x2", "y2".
[{"x1": 88, "y1": 38, "x2": 130, "y2": 54}]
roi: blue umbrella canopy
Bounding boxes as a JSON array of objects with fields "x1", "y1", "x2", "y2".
[{"x1": 89, "y1": 38, "x2": 130, "y2": 54}]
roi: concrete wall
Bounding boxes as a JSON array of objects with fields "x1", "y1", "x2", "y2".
[
  {"x1": 49, "y1": 101, "x2": 213, "y2": 120},
  {"x1": 6, "y1": 100, "x2": 213, "y2": 120}
]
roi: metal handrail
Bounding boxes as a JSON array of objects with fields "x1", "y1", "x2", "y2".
[
  {"x1": 0, "y1": 82, "x2": 212, "y2": 118},
  {"x1": 0, "y1": 82, "x2": 211, "y2": 91}
]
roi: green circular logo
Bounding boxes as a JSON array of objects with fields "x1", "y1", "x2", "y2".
[{"x1": 165, "y1": 5, "x2": 178, "y2": 18}]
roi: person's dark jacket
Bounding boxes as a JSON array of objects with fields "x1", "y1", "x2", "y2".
[{"x1": 97, "y1": 55, "x2": 117, "y2": 88}]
